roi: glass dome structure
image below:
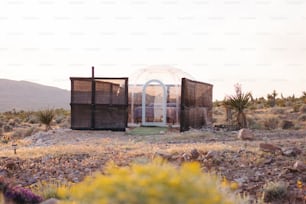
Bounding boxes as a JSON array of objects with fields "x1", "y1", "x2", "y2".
[{"x1": 128, "y1": 65, "x2": 195, "y2": 126}]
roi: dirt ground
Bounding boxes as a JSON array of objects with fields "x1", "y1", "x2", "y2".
[{"x1": 0, "y1": 127, "x2": 306, "y2": 203}]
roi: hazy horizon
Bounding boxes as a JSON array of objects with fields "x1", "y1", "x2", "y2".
[{"x1": 1, "y1": 0, "x2": 305, "y2": 100}]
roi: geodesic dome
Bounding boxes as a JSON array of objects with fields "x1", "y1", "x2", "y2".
[{"x1": 128, "y1": 65, "x2": 195, "y2": 126}]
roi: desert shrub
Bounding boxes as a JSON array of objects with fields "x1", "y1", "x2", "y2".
[
  {"x1": 37, "y1": 109, "x2": 55, "y2": 131},
  {"x1": 30, "y1": 180, "x2": 70, "y2": 200},
  {"x1": 27, "y1": 114, "x2": 39, "y2": 124},
  {"x1": 263, "y1": 117, "x2": 279, "y2": 130},
  {"x1": 58, "y1": 160, "x2": 243, "y2": 204},
  {"x1": 247, "y1": 117, "x2": 261, "y2": 129},
  {"x1": 270, "y1": 107, "x2": 285, "y2": 115},
  {"x1": 300, "y1": 104, "x2": 306, "y2": 113},
  {"x1": 298, "y1": 114, "x2": 306, "y2": 122},
  {"x1": 262, "y1": 181, "x2": 288, "y2": 203},
  {"x1": 293, "y1": 104, "x2": 301, "y2": 112},
  {"x1": 276, "y1": 98, "x2": 286, "y2": 107},
  {"x1": 12, "y1": 130, "x2": 22, "y2": 138},
  {"x1": 1, "y1": 135, "x2": 11, "y2": 144},
  {"x1": 3, "y1": 125, "x2": 13, "y2": 132},
  {"x1": 12, "y1": 127, "x2": 35, "y2": 138},
  {"x1": 4, "y1": 186, "x2": 43, "y2": 204},
  {"x1": 0, "y1": 176, "x2": 43, "y2": 204},
  {"x1": 281, "y1": 120, "x2": 294, "y2": 129}
]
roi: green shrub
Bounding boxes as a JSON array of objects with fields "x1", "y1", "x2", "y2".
[
  {"x1": 37, "y1": 109, "x2": 55, "y2": 131},
  {"x1": 262, "y1": 181, "x2": 288, "y2": 203},
  {"x1": 58, "y1": 160, "x2": 242, "y2": 204}
]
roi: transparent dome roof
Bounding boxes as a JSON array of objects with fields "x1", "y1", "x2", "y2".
[{"x1": 129, "y1": 65, "x2": 195, "y2": 85}]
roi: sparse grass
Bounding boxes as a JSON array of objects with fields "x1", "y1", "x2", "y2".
[
  {"x1": 30, "y1": 180, "x2": 71, "y2": 200},
  {"x1": 127, "y1": 127, "x2": 168, "y2": 136},
  {"x1": 270, "y1": 107, "x2": 286, "y2": 115},
  {"x1": 263, "y1": 117, "x2": 279, "y2": 130}
]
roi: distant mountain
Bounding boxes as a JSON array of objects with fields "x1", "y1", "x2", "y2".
[{"x1": 0, "y1": 79, "x2": 70, "y2": 112}]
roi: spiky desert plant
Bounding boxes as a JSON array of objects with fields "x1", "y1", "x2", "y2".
[
  {"x1": 224, "y1": 84, "x2": 251, "y2": 129},
  {"x1": 262, "y1": 181, "x2": 288, "y2": 203},
  {"x1": 37, "y1": 109, "x2": 55, "y2": 131}
]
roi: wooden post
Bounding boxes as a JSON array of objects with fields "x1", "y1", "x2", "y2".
[{"x1": 91, "y1": 66, "x2": 96, "y2": 129}]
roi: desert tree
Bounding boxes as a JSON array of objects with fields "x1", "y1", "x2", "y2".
[{"x1": 223, "y1": 84, "x2": 252, "y2": 129}]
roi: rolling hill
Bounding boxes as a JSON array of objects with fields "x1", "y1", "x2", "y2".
[{"x1": 0, "y1": 79, "x2": 70, "y2": 112}]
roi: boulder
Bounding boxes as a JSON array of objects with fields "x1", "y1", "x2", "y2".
[
  {"x1": 237, "y1": 128, "x2": 254, "y2": 140},
  {"x1": 293, "y1": 161, "x2": 306, "y2": 172},
  {"x1": 40, "y1": 198, "x2": 59, "y2": 204},
  {"x1": 259, "y1": 143, "x2": 281, "y2": 153},
  {"x1": 190, "y1": 149, "x2": 200, "y2": 159},
  {"x1": 205, "y1": 150, "x2": 218, "y2": 159},
  {"x1": 282, "y1": 147, "x2": 302, "y2": 157},
  {"x1": 3, "y1": 125, "x2": 13, "y2": 132},
  {"x1": 281, "y1": 120, "x2": 294, "y2": 129}
]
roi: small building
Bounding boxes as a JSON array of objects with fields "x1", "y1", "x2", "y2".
[{"x1": 70, "y1": 66, "x2": 213, "y2": 132}]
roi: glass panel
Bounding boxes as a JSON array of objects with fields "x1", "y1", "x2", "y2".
[{"x1": 144, "y1": 82, "x2": 165, "y2": 123}]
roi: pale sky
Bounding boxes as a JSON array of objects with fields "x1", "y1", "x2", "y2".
[{"x1": 0, "y1": 0, "x2": 305, "y2": 100}]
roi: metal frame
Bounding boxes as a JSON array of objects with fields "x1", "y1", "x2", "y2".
[{"x1": 141, "y1": 79, "x2": 167, "y2": 127}]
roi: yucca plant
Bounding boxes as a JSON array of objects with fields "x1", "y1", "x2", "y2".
[
  {"x1": 37, "y1": 109, "x2": 55, "y2": 131},
  {"x1": 224, "y1": 84, "x2": 251, "y2": 129}
]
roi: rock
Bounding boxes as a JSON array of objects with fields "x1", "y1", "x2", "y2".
[
  {"x1": 190, "y1": 149, "x2": 200, "y2": 159},
  {"x1": 182, "y1": 152, "x2": 190, "y2": 161},
  {"x1": 0, "y1": 169, "x2": 9, "y2": 177},
  {"x1": 234, "y1": 176, "x2": 248, "y2": 184},
  {"x1": 154, "y1": 151, "x2": 172, "y2": 160},
  {"x1": 8, "y1": 119, "x2": 15, "y2": 126},
  {"x1": 281, "y1": 120, "x2": 294, "y2": 129},
  {"x1": 259, "y1": 143, "x2": 281, "y2": 153},
  {"x1": 237, "y1": 128, "x2": 254, "y2": 140},
  {"x1": 40, "y1": 198, "x2": 59, "y2": 204},
  {"x1": 282, "y1": 147, "x2": 302, "y2": 157},
  {"x1": 205, "y1": 150, "x2": 218, "y2": 159},
  {"x1": 5, "y1": 161, "x2": 20, "y2": 171},
  {"x1": 293, "y1": 161, "x2": 306, "y2": 172}
]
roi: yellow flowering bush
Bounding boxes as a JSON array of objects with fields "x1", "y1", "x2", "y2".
[{"x1": 58, "y1": 159, "x2": 242, "y2": 204}]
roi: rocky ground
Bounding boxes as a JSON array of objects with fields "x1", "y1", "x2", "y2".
[{"x1": 0, "y1": 128, "x2": 305, "y2": 203}]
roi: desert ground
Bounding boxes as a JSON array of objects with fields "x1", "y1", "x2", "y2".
[{"x1": 0, "y1": 103, "x2": 306, "y2": 203}]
